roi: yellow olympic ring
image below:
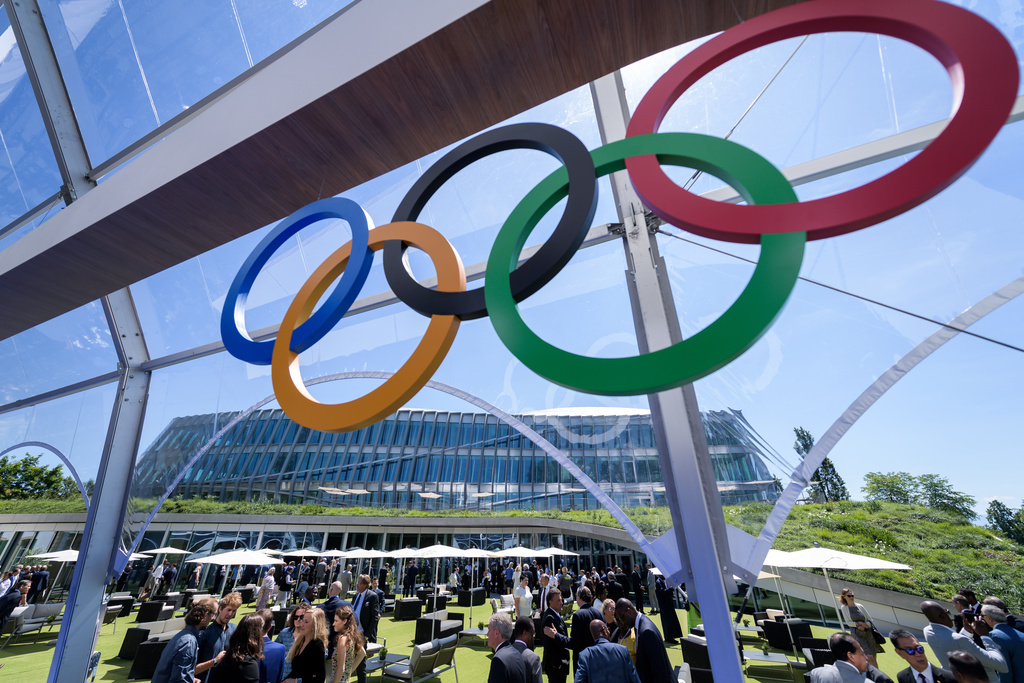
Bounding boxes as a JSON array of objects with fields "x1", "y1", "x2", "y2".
[{"x1": 272, "y1": 222, "x2": 466, "y2": 432}]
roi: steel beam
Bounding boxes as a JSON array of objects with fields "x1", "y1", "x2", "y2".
[
  {"x1": 4, "y1": 0, "x2": 93, "y2": 203},
  {"x1": 48, "y1": 288, "x2": 150, "y2": 683},
  {"x1": 591, "y1": 72, "x2": 743, "y2": 681}
]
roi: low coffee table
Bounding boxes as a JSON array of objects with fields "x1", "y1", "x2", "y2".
[{"x1": 365, "y1": 653, "x2": 409, "y2": 680}]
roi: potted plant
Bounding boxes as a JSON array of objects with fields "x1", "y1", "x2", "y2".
[
  {"x1": 378, "y1": 646, "x2": 388, "y2": 662},
  {"x1": 478, "y1": 621, "x2": 486, "y2": 631}
]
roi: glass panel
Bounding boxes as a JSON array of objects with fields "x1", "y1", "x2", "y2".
[
  {"x1": 0, "y1": 383, "x2": 117, "y2": 496},
  {"x1": 0, "y1": 6, "x2": 63, "y2": 245},
  {"x1": 0, "y1": 301, "x2": 117, "y2": 402},
  {"x1": 36, "y1": 0, "x2": 356, "y2": 165}
]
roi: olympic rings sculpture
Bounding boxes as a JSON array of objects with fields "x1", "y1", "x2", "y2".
[{"x1": 221, "y1": 0, "x2": 1017, "y2": 432}]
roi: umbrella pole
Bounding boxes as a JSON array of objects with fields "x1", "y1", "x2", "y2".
[
  {"x1": 469, "y1": 558, "x2": 476, "y2": 628},
  {"x1": 770, "y1": 567, "x2": 798, "y2": 658},
  {"x1": 432, "y1": 558, "x2": 439, "y2": 641},
  {"x1": 823, "y1": 568, "x2": 843, "y2": 631}
]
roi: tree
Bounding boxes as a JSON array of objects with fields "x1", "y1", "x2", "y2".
[
  {"x1": 987, "y1": 500, "x2": 1024, "y2": 544},
  {"x1": 918, "y1": 474, "x2": 976, "y2": 520},
  {"x1": 862, "y1": 471, "x2": 918, "y2": 504},
  {"x1": 793, "y1": 427, "x2": 849, "y2": 502},
  {"x1": 864, "y1": 472, "x2": 976, "y2": 521},
  {"x1": 0, "y1": 453, "x2": 78, "y2": 499}
]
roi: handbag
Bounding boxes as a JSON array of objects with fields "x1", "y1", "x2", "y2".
[{"x1": 869, "y1": 623, "x2": 886, "y2": 648}]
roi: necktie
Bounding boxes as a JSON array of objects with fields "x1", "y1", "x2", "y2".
[
  {"x1": 354, "y1": 593, "x2": 363, "y2": 618},
  {"x1": 919, "y1": 674, "x2": 927, "y2": 683}
]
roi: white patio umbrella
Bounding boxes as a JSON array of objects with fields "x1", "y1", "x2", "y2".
[
  {"x1": 142, "y1": 547, "x2": 193, "y2": 556},
  {"x1": 339, "y1": 548, "x2": 393, "y2": 581},
  {"x1": 341, "y1": 549, "x2": 392, "y2": 559},
  {"x1": 34, "y1": 549, "x2": 80, "y2": 562},
  {"x1": 768, "y1": 545, "x2": 910, "y2": 632},
  {"x1": 457, "y1": 547, "x2": 500, "y2": 625},
  {"x1": 189, "y1": 549, "x2": 285, "y2": 594},
  {"x1": 281, "y1": 549, "x2": 322, "y2": 558},
  {"x1": 493, "y1": 546, "x2": 540, "y2": 558},
  {"x1": 189, "y1": 549, "x2": 285, "y2": 565}
]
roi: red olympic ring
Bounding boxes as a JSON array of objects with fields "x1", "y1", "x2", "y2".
[{"x1": 626, "y1": 0, "x2": 1019, "y2": 244}]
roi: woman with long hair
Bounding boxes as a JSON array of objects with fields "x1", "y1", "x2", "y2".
[
  {"x1": 838, "y1": 588, "x2": 882, "y2": 668},
  {"x1": 208, "y1": 614, "x2": 265, "y2": 683},
  {"x1": 283, "y1": 606, "x2": 328, "y2": 683},
  {"x1": 330, "y1": 606, "x2": 366, "y2": 683}
]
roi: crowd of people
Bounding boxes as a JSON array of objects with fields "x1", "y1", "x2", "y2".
[
  {"x1": 0, "y1": 563, "x2": 50, "y2": 631},
  {"x1": 487, "y1": 590, "x2": 674, "y2": 683},
  {"x1": 150, "y1": 572, "x2": 383, "y2": 683},
  {"x1": 133, "y1": 552, "x2": 1024, "y2": 683},
  {"x1": 809, "y1": 587, "x2": 1024, "y2": 683},
  {"x1": 142, "y1": 554, "x2": 687, "y2": 683}
]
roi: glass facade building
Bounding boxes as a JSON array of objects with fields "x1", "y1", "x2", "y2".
[{"x1": 133, "y1": 407, "x2": 779, "y2": 510}]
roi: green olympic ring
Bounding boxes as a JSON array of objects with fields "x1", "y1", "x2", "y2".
[{"x1": 484, "y1": 132, "x2": 806, "y2": 396}]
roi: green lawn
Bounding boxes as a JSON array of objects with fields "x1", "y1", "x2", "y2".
[{"x1": 0, "y1": 598, "x2": 933, "y2": 683}]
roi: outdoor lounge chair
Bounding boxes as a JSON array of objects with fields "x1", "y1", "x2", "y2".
[
  {"x1": 396, "y1": 597, "x2": 423, "y2": 621},
  {"x1": 381, "y1": 640, "x2": 439, "y2": 682},
  {"x1": 761, "y1": 618, "x2": 811, "y2": 652},
  {"x1": 0, "y1": 605, "x2": 43, "y2": 652},
  {"x1": 414, "y1": 609, "x2": 463, "y2": 644}
]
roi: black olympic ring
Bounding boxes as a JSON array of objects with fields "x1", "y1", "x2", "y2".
[{"x1": 384, "y1": 122, "x2": 599, "y2": 320}]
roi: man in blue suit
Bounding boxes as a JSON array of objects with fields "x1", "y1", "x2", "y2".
[
  {"x1": 256, "y1": 609, "x2": 286, "y2": 683},
  {"x1": 981, "y1": 605, "x2": 1024, "y2": 683},
  {"x1": 575, "y1": 620, "x2": 641, "y2": 683}
]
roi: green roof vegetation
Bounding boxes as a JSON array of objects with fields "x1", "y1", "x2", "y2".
[{"x1": 4, "y1": 497, "x2": 1021, "y2": 608}]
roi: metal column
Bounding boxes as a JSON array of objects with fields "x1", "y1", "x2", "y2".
[
  {"x1": 5, "y1": 0, "x2": 94, "y2": 203},
  {"x1": 590, "y1": 73, "x2": 744, "y2": 681},
  {"x1": 48, "y1": 290, "x2": 151, "y2": 683}
]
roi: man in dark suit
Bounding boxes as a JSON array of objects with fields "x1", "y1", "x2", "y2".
[
  {"x1": 488, "y1": 612, "x2": 528, "y2": 683},
  {"x1": 320, "y1": 581, "x2": 351, "y2": 659},
  {"x1": 370, "y1": 577, "x2": 386, "y2": 619},
  {"x1": 542, "y1": 588, "x2": 571, "y2": 683},
  {"x1": 256, "y1": 608, "x2": 286, "y2": 683},
  {"x1": 890, "y1": 629, "x2": 956, "y2": 683},
  {"x1": 352, "y1": 575, "x2": 380, "y2": 642},
  {"x1": 511, "y1": 617, "x2": 543, "y2": 683},
  {"x1": 27, "y1": 565, "x2": 49, "y2": 604},
  {"x1": 630, "y1": 565, "x2": 645, "y2": 614},
  {"x1": 615, "y1": 599, "x2": 673, "y2": 683},
  {"x1": 606, "y1": 575, "x2": 624, "y2": 603},
  {"x1": 576, "y1": 619, "x2": 641, "y2": 683},
  {"x1": 162, "y1": 563, "x2": 178, "y2": 594},
  {"x1": 351, "y1": 575, "x2": 379, "y2": 683},
  {"x1": 571, "y1": 587, "x2": 603, "y2": 673},
  {"x1": 403, "y1": 561, "x2": 418, "y2": 598},
  {"x1": 533, "y1": 574, "x2": 551, "y2": 615}
]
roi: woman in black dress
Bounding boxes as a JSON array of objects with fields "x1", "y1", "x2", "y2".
[
  {"x1": 208, "y1": 614, "x2": 264, "y2": 683},
  {"x1": 284, "y1": 606, "x2": 327, "y2": 683}
]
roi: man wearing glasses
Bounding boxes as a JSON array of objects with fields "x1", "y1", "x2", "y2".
[{"x1": 889, "y1": 628, "x2": 956, "y2": 683}]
